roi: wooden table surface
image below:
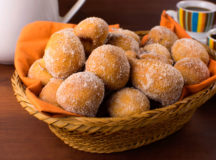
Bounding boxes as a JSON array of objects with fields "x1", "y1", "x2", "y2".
[{"x1": 1, "y1": 0, "x2": 216, "y2": 160}]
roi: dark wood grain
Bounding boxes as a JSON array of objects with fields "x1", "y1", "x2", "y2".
[{"x1": 1, "y1": 0, "x2": 216, "y2": 160}]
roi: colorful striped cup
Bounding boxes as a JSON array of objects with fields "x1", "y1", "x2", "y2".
[
  {"x1": 207, "y1": 28, "x2": 216, "y2": 50},
  {"x1": 177, "y1": 1, "x2": 216, "y2": 33}
]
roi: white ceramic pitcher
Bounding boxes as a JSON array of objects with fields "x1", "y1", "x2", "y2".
[{"x1": 0, "y1": 0, "x2": 86, "y2": 64}]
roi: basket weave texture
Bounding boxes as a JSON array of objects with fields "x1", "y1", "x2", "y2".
[{"x1": 11, "y1": 31, "x2": 216, "y2": 153}]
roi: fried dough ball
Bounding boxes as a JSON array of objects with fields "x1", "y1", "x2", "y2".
[
  {"x1": 107, "y1": 88, "x2": 150, "y2": 117},
  {"x1": 131, "y1": 59, "x2": 184, "y2": 106},
  {"x1": 107, "y1": 32, "x2": 139, "y2": 52},
  {"x1": 28, "y1": 58, "x2": 52, "y2": 85},
  {"x1": 171, "y1": 38, "x2": 209, "y2": 65},
  {"x1": 74, "y1": 17, "x2": 109, "y2": 56},
  {"x1": 148, "y1": 26, "x2": 178, "y2": 50},
  {"x1": 112, "y1": 29, "x2": 140, "y2": 43},
  {"x1": 139, "y1": 52, "x2": 173, "y2": 65},
  {"x1": 39, "y1": 78, "x2": 63, "y2": 106},
  {"x1": 125, "y1": 50, "x2": 137, "y2": 59},
  {"x1": 44, "y1": 28, "x2": 85, "y2": 79},
  {"x1": 86, "y1": 45, "x2": 130, "y2": 90},
  {"x1": 141, "y1": 43, "x2": 172, "y2": 60},
  {"x1": 124, "y1": 51, "x2": 138, "y2": 65},
  {"x1": 56, "y1": 72, "x2": 105, "y2": 117},
  {"x1": 174, "y1": 58, "x2": 210, "y2": 85}
]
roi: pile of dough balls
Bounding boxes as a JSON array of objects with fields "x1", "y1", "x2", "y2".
[{"x1": 27, "y1": 18, "x2": 211, "y2": 117}]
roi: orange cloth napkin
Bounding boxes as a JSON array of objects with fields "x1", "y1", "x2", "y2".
[
  {"x1": 141, "y1": 10, "x2": 216, "y2": 99},
  {"x1": 14, "y1": 21, "x2": 119, "y2": 116}
]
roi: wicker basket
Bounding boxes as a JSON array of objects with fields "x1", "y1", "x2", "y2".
[{"x1": 11, "y1": 31, "x2": 216, "y2": 153}]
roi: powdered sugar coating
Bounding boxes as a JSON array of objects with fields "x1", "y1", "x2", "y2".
[
  {"x1": 86, "y1": 45, "x2": 130, "y2": 90},
  {"x1": 171, "y1": 38, "x2": 209, "y2": 65},
  {"x1": 141, "y1": 43, "x2": 172, "y2": 60},
  {"x1": 28, "y1": 58, "x2": 52, "y2": 85},
  {"x1": 74, "y1": 17, "x2": 108, "y2": 43},
  {"x1": 107, "y1": 32, "x2": 139, "y2": 53},
  {"x1": 131, "y1": 59, "x2": 184, "y2": 106},
  {"x1": 149, "y1": 26, "x2": 178, "y2": 50},
  {"x1": 174, "y1": 58, "x2": 210, "y2": 85},
  {"x1": 125, "y1": 50, "x2": 137, "y2": 59},
  {"x1": 139, "y1": 52, "x2": 173, "y2": 65},
  {"x1": 107, "y1": 88, "x2": 150, "y2": 117},
  {"x1": 74, "y1": 17, "x2": 109, "y2": 55},
  {"x1": 56, "y1": 72, "x2": 105, "y2": 117},
  {"x1": 56, "y1": 28, "x2": 74, "y2": 34},
  {"x1": 44, "y1": 28, "x2": 85, "y2": 79},
  {"x1": 112, "y1": 28, "x2": 140, "y2": 43}
]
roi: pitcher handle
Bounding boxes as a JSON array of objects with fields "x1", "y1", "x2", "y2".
[{"x1": 60, "y1": 0, "x2": 86, "y2": 23}]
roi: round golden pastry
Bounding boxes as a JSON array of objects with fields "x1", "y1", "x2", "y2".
[
  {"x1": 131, "y1": 58, "x2": 184, "y2": 106},
  {"x1": 112, "y1": 28, "x2": 140, "y2": 43},
  {"x1": 107, "y1": 88, "x2": 150, "y2": 117},
  {"x1": 141, "y1": 43, "x2": 172, "y2": 60},
  {"x1": 125, "y1": 50, "x2": 137, "y2": 59},
  {"x1": 44, "y1": 28, "x2": 85, "y2": 78},
  {"x1": 56, "y1": 72, "x2": 105, "y2": 117},
  {"x1": 124, "y1": 51, "x2": 138, "y2": 66},
  {"x1": 39, "y1": 78, "x2": 63, "y2": 106},
  {"x1": 171, "y1": 38, "x2": 209, "y2": 65},
  {"x1": 74, "y1": 17, "x2": 109, "y2": 56},
  {"x1": 86, "y1": 45, "x2": 130, "y2": 90},
  {"x1": 174, "y1": 58, "x2": 210, "y2": 85},
  {"x1": 148, "y1": 26, "x2": 178, "y2": 50},
  {"x1": 107, "y1": 32, "x2": 139, "y2": 52},
  {"x1": 139, "y1": 52, "x2": 173, "y2": 65},
  {"x1": 28, "y1": 58, "x2": 52, "y2": 85},
  {"x1": 44, "y1": 28, "x2": 85, "y2": 79}
]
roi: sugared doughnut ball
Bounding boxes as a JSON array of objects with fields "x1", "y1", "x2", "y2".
[
  {"x1": 56, "y1": 72, "x2": 105, "y2": 117},
  {"x1": 171, "y1": 38, "x2": 209, "y2": 65},
  {"x1": 86, "y1": 45, "x2": 130, "y2": 90},
  {"x1": 107, "y1": 88, "x2": 150, "y2": 117},
  {"x1": 148, "y1": 26, "x2": 178, "y2": 50},
  {"x1": 174, "y1": 58, "x2": 210, "y2": 85},
  {"x1": 39, "y1": 78, "x2": 63, "y2": 106},
  {"x1": 112, "y1": 29, "x2": 140, "y2": 43},
  {"x1": 125, "y1": 50, "x2": 137, "y2": 59},
  {"x1": 139, "y1": 52, "x2": 173, "y2": 65},
  {"x1": 131, "y1": 59, "x2": 184, "y2": 106},
  {"x1": 44, "y1": 28, "x2": 85, "y2": 79},
  {"x1": 28, "y1": 58, "x2": 52, "y2": 85},
  {"x1": 74, "y1": 17, "x2": 109, "y2": 56},
  {"x1": 107, "y1": 32, "x2": 139, "y2": 52},
  {"x1": 141, "y1": 43, "x2": 172, "y2": 60}
]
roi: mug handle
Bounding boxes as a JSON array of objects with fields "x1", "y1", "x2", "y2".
[
  {"x1": 166, "y1": 10, "x2": 178, "y2": 22},
  {"x1": 60, "y1": 0, "x2": 86, "y2": 23}
]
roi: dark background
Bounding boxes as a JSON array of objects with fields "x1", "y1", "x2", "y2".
[
  {"x1": 59, "y1": 0, "x2": 215, "y2": 30},
  {"x1": 0, "y1": 0, "x2": 215, "y2": 160}
]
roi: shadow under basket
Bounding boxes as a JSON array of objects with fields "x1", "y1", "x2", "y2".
[{"x1": 11, "y1": 31, "x2": 216, "y2": 153}]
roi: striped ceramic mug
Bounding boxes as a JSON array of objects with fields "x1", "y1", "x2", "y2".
[
  {"x1": 207, "y1": 28, "x2": 216, "y2": 50},
  {"x1": 177, "y1": 1, "x2": 216, "y2": 33},
  {"x1": 167, "y1": 1, "x2": 216, "y2": 43}
]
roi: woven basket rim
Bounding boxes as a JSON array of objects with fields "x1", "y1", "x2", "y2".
[
  {"x1": 11, "y1": 30, "x2": 216, "y2": 132},
  {"x1": 11, "y1": 70, "x2": 216, "y2": 133}
]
